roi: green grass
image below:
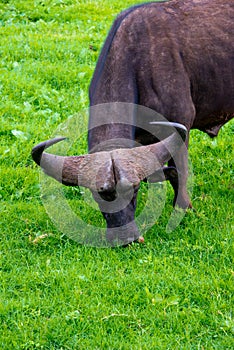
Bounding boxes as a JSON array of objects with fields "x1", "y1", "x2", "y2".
[{"x1": 0, "y1": 0, "x2": 233, "y2": 349}]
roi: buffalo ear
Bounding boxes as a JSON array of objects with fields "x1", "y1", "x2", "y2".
[{"x1": 148, "y1": 166, "x2": 178, "y2": 183}]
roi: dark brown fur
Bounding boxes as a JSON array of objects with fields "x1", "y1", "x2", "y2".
[{"x1": 90, "y1": 0, "x2": 233, "y2": 133}]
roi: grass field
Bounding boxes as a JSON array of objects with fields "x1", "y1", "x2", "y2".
[{"x1": 0, "y1": 0, "x2": 233, "y2": 349}]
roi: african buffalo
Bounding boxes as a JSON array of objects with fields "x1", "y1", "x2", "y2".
[{"x1": 32, "y1": 0, "x2": 233, "y2": 245}]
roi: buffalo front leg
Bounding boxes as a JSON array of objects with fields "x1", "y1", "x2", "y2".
[{"x1": 168, "y1": 142, "x2": 192, "y2": 209}]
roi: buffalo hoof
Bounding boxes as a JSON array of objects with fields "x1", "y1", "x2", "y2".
[{"x1": 173, "y1": 192, "x2": 193, "y2": 210}]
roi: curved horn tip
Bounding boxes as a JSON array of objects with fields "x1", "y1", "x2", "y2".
[
  {"x1": 44, "y1": 137, "x2": 67, "y2": 148},
  {"x1": 149, "y1": 121, "x2": 188, "y2": 141},
  {"x1": 31, "y1": 137, "x2": 67, "y2": 165}
]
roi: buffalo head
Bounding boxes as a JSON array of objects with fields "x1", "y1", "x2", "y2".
[{"x1": 31, "y1": 121, "x2": 187, "y2": 246}]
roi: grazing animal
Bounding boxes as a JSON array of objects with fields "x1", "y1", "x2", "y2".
[{"x1": 32, "y1": 0, "x2": 234, "y2": 245}]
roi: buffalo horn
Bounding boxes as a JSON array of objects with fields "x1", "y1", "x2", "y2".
[
  {"x1": 31, "y1": 137, "x2": 115, "y2": 191},
  {"x1": 31, "y1": 122, "x2": 187, "y2": 191},
  {"x1": 110, "y1": 122, "x2": 187, "y2": 185}
]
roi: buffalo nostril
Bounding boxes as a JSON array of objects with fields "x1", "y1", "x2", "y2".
[{"x1": 99, "y1": 190, "x2": 117, "y2": 202}]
